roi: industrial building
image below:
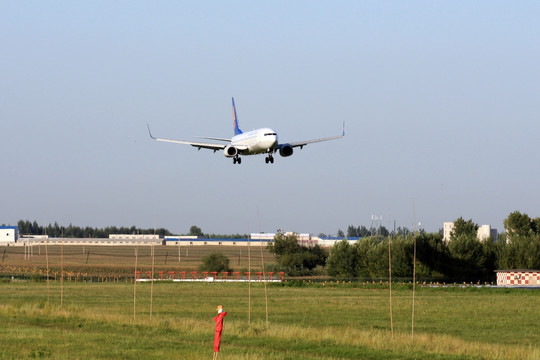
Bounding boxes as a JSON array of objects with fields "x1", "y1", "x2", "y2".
[
  {"x1": 0, "y1": 226, "x2": 18, "y2": 244},
  {"x1": 109, "y1": 234, "x2": 160, "y2": 240},
  {"x1": 163, "y1": 232, "x2": 360, "y2": 247},
  {"x1": 5, "y1": 230, "x2": 360, "y2": 247},
  {"x1": 443, "y1": 222, "x2": 498, "y2": 242}
]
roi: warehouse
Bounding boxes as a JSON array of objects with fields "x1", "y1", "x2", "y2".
[{"x1": 0, "y1": 226, "x2": 18, "y2": 244}]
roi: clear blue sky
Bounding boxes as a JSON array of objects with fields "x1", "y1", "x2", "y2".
[{"x1": 1, "y1": 2, "x2": 539, "y2": 235}]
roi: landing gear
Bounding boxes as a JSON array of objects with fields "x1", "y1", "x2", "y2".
[
  {"x1": 233, "y1": 156, "x2": 241, "y2": 164},
  {"x1": 265, "y1": 154, "x2": 274, "y2": 164}
]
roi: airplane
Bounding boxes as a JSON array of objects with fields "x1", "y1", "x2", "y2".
[{"x1": 147, "y1": 98, "x2": 344, "y2": 164}]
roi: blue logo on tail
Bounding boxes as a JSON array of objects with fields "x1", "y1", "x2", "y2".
[{"x1": 232, "y1": 97, "x2": 243, "y2": 136}]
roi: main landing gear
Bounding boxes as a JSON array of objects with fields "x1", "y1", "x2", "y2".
[
  {"x1": 265, "y1": 154, "x2": 274, "y2": 164},
  {"x1": 233, "y1": 156, "x2": 242, "y2": 164}
]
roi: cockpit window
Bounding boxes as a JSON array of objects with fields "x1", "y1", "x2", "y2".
[{"x1": 264, "y1": 133, "x2": 276, "y2": 136}]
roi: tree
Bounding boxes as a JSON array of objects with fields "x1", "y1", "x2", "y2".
[
  {"x1": 414, "y1": 233, "x2": 450, "y2": 279},
  {"x1": 396, "y1": 227, "x2": 412, "y2": 236},
  {"x1": 326, "y1": 240, "x2": 356, "y2": 277},
  {"x1": 355, "y1": 237, "x2": 387, "y2": 278},
  {"x1": 270, "y1": 232, "x2": 301, "y2": 255},
  {"x1": 532, "y1": 218, "x2": 540, "y2": 235},
  {"x1": 496, "y1": 234, "x2": 540, "y2": 269},
  {"x1": 189, "y1": 225, "x2": 204, "y2": 237},
  {"x1": 15, "y1": 220, "x2": 173, "y2": 238},
  {"x1": 448, "y1": 233, "x2": 485, "y2": 280},
  {"x1": 199, "y1": 252, "x2": 232, "y2": 272},
  {"x1": 347, "y1": 225, "x2": 370, "y2": 237},
  {"x1": 450, "y1": 217, "x2": 478, "y2": 241},
  {"x1": 480, "y1": 239, "x2": 498, "y2": 277},
  {"x1": 376, "y1": 226, "x2": 389, "y2": 237},
  {"x1": 388, "y1": 236, "x2": 413, "y2": 278},
  {"x1": 504, "y1": 211, "x2": 533, "y2": 239},
  {"x1": 347, "y1": 225, "x2": 358, "y2": 238},
  {"x1": 267, "y1": 233, "x2": 327, "y2": 276}
]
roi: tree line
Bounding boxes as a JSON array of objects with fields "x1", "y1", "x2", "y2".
[
  {"x1": 16, "y1": 220, "x2": 173, "y2": 238},
  {"x1": 269, "y1": 211, "x2": 540, "y2": 281},
  {"x1": 319, "y1": 225, "x2": 415, "y2": 238},
  {"x1": 15, "y1": 221, "x2": 247, "y2": 239}
]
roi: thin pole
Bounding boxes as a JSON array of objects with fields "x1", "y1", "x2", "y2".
[
  {"x1": 60, "y1": 236, "x2": 64, "y2": 309},
  {"x1": 150, "y1": 243, "x2": 155, "y2": 319},
  {"x1": 388, "y1": 234, "x2": 394, "y2": 338},
  {"x1": 257, "y1": 207, "x2": 269, "y2": 329},
  {"x1": 133, "y1": 246, "x2": 138, "y2": 320},
  {"x1": 412, "y1": 202, "x2": 417, "y2": 341},
  {"x1": 45, "y1": 238, "x2": 50, "y2": 307},
  {"x1": 412, "y1": 233, "x2": 416, "y2": 341},
  {"x1": 248, "y1": 228, "x2": 251, "y2": 325},
  {"x1": 261, "y1": 240, "x2": 269, "y2": 329}
]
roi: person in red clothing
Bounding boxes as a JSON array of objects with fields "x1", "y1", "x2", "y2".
[{"x1": 213, "y1": 305, "x2": 227, "y2": 359}]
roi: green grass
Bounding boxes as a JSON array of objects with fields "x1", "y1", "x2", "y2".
[{"x1": 0, "y1": 281, "x2": 538, "y2": 359}]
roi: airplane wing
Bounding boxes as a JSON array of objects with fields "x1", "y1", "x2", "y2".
[
  {"x1": 147, "y1": 125, "x2": 240, "y2": 151},
  {"x1": 195, "y1": 136, "x2": 231, "y2": 142},
  {"x1": 285, "y1": 122, "x2": 345, "y2": 149}
]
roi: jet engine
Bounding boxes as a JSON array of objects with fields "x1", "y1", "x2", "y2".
[
  {"x1": 224, "y1": 145, "x2": 238, "y2": 158},
  {"x1": 278, "y1": 144, "x2": 293, "y2": 157}
]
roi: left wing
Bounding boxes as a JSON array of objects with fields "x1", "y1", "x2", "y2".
[
  {"x1": 147, "y1": 124, "x2": 230, "y2": 151},
  {"x1": 285, "y1": 122, "x2": 345, "y2": 149}
]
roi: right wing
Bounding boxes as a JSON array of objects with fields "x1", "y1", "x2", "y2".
[
  {"x1": 195, "y1": 136, "x2": 231, "y2": 142},
  {"x1": 147, "y1": 124, "x2": 230, "y2": 151},
  {"x1": 286, "y1": 122, "x2": 345, "y2": 149}
]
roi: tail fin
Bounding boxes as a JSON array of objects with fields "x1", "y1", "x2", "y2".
[{"x1": 232, "y1": 97, "x2": 243, "y2": 136}]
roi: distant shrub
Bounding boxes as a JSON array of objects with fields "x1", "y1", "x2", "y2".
[
  {"x1": 267, "y1": 233, "x2": 327, "y2": 276},
  {"x1": 199, "y1": 252, "x2": 232, "y2": 273}
]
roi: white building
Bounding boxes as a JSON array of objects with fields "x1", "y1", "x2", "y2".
[
  {"x1": 109, "y1": 234, "x2": 160, "y2": 240},
  {"x1": 443, "y1": 222, "x2": 454, "y2": 242},
  {"x1": 443, "y1": 222, "x2": 497, "y2": 242},
  {"x1": 496, "y1": 270, "x2": 540, "y2": 286},
  {"x1": 477, "y1": 225, "x2": 498, "y2": 242},
  {"x1": 0, "y1": 226, "x2": 18, "y2": 243}
]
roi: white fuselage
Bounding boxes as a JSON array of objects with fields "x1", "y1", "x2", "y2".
[{"x1": 231, "y1": 128, "x2": 278, "y2": 155}]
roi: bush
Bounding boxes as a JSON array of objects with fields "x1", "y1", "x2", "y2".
[
  {"x1": 199, "y1": 252, "x2": 232, "y2": 272},
  {"x1": 267, "y1": 233, "x2": 327, "y2": 276}
]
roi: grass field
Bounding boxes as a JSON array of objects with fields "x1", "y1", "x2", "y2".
[{"x1": 0, "y1": 279, "x2": 538, "y2": 359}]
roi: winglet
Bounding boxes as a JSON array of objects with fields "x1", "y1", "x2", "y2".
[
  {"x1": 147, "y1": 124, "x2": 156, "y2": 139},
  {"x1": 342, "y1": 121, "x2": 346, "y2": 137},
  {"x1": 232, "y1": 97, "x2": 243, "y2": 136}
]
